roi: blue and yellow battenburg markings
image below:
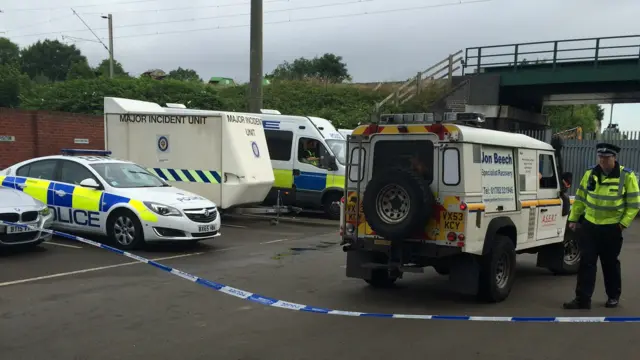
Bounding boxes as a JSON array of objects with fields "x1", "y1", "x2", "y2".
[
  {"x1": 148, "y1": 168, "x2": 222, "y2": 184},
  {"x1": 0, "y1": 175, "x2": 158, "y2": 223},
  {"x1": 272, "y1": 169, "x2": 344, "y2": 191}
]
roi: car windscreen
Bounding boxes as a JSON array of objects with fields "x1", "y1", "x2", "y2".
[
  {"x1": 90, "y1": 162, "x2": 169, "y2": 188},
  {"x1": 325, "y1": 139, "x2": 346, "y2": 165}
]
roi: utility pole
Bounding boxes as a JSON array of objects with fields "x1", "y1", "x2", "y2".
[
  {"x1": 107, "y1": 14, "x2": 114, "y2": 79},
  {"x1": 248, "y1": 0, "x2": 263, "y2": 113}
]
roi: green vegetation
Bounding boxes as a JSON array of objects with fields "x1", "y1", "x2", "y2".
[{"x1": 0, "y1": 36, "x2": 604, "y2": 130}]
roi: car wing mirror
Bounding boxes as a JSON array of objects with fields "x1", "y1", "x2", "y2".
[{"x1": 79, "y1": 178, "x2": 101, "y2": 189}]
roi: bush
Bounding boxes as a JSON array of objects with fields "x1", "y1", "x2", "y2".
[{"x1": 19, "y1": 77, "x2": 448, "y2": 128}]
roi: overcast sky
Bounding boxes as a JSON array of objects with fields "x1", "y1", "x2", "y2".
[{"x1": 1, "y1": 0, "x2": 639, "y2": 131}]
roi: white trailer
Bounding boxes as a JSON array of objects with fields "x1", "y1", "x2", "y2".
[{"x1": 103, "y1": 97, "x2": 275, "y2": 211}]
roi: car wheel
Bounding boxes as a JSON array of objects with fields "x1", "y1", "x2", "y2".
[
  {"x1": 107, "y1": 209, "x2": 144, "y2": 250},
  {"x1": 323, "y1": 192, "x2": 343, "y2": 220},
  {"x1": 548, "y1": 225, "x2": 581, "y2": 275},
  {"x1": 478, "y1": 235, "x2": 516, "y2": 303}
]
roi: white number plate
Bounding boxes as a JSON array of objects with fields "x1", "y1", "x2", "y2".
[
  {"x1": 198, "y1": 225, "x2": 216, "y2": 233},
  {"x1": 7, "y1": 226, "x2": 31, "y2": 234}
]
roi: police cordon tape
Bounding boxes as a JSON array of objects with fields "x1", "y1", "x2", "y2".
[{"x1": 4, "y1": 220, "x2": 640, "y2": 323}]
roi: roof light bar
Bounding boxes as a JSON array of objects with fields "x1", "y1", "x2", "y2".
[
  {"x1": 60, "y1": 149, "x2": 112, "y2": 156},
  {"x1": 378, "y1": 112, "x2": 486, "y2": 124}
]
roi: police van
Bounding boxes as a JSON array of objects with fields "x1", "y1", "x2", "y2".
[
  {"x1": 340, "y1": 112, "x2": 580, "y2": 302},
  {"x1": 261, "y1": 114, "x2": 346, "y2": 219},
  {"x1": 338, "y1": 129, "x2": 353, "y2": 138},
  {"x1": 103, "y1": 97, "x2": 274, "y2": 211},
  {"x1": 0, "y1": 149, "x2": 222, "y2": 250}
]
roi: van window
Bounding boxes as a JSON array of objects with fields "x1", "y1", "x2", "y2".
[
  {"x1": 265, "y1": 130, "x2": 293, "y2": 161},
  {"x1": 373, "y1": 140, "x2": 433, "y2": 184},
  {"x1": 442, "y1": 147, "x2": 460, "y2": 185},
  {"x1": 298, "y1": 137, "x2": 331, "y2": 169},
  {"x1": 539, "y1": 154, "x2": 558, "y2": 189}
]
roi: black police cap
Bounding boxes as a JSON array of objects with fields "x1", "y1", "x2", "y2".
[{"x1": 596, "y1": 142, "x2": 621, "y2": 156}]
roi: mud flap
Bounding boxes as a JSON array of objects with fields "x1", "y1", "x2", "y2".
[
  {"x1": 449, "y1": 254, "x2": 481, "y2": 296},
  {"x1": 346, "y1": 251, "x2": 375, "y2": 280}
]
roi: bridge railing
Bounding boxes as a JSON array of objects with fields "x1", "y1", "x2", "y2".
[
  {"x1": 374, "y1": 50, "x2": 464, "y2": 112},
  {"x1": 464, "y1": 35, "x2": 640, "y2": 74}
]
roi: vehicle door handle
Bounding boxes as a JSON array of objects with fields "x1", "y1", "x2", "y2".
[
  {"x1": 541, "y1": 208, "x2": 548, "y2": 213},
  {"x1": 497, "y1": 206, "x2": 504, "y2": 211},
  {"x1": 17, "y1": 183, "x2": 27, "y2": 188},
  {"x1": 55, "y1": 190, "x2": 67, "y2": 197},
  {"x1": 293, "y1": 169, "x2": 301, "y2": 176}
]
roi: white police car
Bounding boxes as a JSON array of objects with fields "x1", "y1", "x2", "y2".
[{"x1": 0, "y1": 149, "x2": 221, "y2": 249}]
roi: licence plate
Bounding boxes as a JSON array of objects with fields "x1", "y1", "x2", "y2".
[
  {"x1": 6, "y1": 225, "x2": 31, "y2": 234},
  {"x1": 441, "y1": 212, "x2": 465, "y2": 232},
  {"x1": 198, "y1": 225, "x2": 216, "y2": 233}
]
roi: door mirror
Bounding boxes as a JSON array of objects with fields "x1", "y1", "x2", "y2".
[
  {"x1": 79, "y1": 178, "x2": 101, "y2": 189},
  {"x1": 321, "y1": 154, "x2": 338, "y2": 171}
]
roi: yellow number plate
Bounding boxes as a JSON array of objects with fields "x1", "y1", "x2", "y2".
[{"x1": 441, "y1": 212, "x2": 465, "y2": 232}]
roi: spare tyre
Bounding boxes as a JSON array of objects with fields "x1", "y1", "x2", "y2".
[{"x1": 362, "y1": 167, "x2": 436, "y2": 240}]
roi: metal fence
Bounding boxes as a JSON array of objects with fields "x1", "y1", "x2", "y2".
[{"x1": 517, "y1": 130, "x2": 640, "y2": 195}]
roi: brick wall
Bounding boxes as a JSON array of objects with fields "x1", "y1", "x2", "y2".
[{"x1": 0, "y1": 108, "x2": 104, "y2": 169}]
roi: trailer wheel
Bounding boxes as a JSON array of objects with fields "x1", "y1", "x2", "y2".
[{"x1": 362, "y1": 167, "x2": 435, "y2": 240}]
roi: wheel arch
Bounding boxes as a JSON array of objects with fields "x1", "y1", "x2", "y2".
[{"x1": 482, "y1": 217, "x2": 517, "y2": 255}]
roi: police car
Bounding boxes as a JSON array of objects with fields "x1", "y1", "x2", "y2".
[{"x1": 0, "y1": 149, "x2": 221, "y2": 249}]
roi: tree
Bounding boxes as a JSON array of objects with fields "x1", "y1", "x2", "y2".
[
  {"x1": 95, "y1": 59, "x2": 128, "y2": 77},
  {"x1": 167, "y1": 67, "x2": 201, "y2": 82},
  {"x1": 545, "y1": 105, "x2": 600, "y2": 133},
  {"x1": 67, "y1": 60, "x2": 95, "y2": 80},
  {"x1": 0, "y1": 64, "x2": 30, "y2": 107},
  {"x1": 268, "y1": 53, "x2": 351, "y2": 83},
  {"x1": 0, "y1": 37, "x2": 20, "y2": 66},
  {"x1": 20, "y1": 39, "x2": 87, "y2": 82}
]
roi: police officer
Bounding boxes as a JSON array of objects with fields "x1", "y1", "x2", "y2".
[{"x1": 563, "y1": 143, "x2": 640, "y2": 309}]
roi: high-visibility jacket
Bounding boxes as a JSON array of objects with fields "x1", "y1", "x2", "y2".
[{"x1": 569, "y1": 164, "x2": 640, "y2": 227}]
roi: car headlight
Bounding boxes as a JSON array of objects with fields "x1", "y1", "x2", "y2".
[
  {"x1": 35, "y1": 200, "x2": 50, "y2": 216},
  {"x1": 143, "y1": 201, "x2": 182, "y2": 217}
]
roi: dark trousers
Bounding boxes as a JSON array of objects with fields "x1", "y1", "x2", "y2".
[{"x1": 575, "y1": 221, "x2": 624, "y2": 302}]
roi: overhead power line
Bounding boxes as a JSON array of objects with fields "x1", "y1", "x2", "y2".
[
  {"x1": 1, "y1": 0, "x2": 161, "y2": 12},
  {"x1": 8, "y1": 0, "x2": 483, "y2": 39},
  {"x1": 1, "y1": 0, "x2": 284, "y2": 14},
  {"x1": 4, "y1": 0, "x2": 311, "y2": 36},
  {"x1": 112, "y1": 0, "x2": 492, "y2": 40}
]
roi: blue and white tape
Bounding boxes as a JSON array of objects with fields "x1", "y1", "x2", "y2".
[{"x1": 3, "y1": 221, "x2": 639, "y2": 323}]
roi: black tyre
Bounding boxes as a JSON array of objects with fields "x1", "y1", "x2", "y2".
[
  {"x1": 107, "y1": 209, "x2": 145, "y2": 250},
  {"x1": 548, "y1": 224, "x2": 580, "y2": 275},
  {"x1": 478, "y1": 235, "x2": 516, "y2": 303},
  {"x1": 433, "y1": 264, "x2": 450, "y2": 276},
  {"x1": 365, "y1": 269, "x2": 398, "y2": 288},
  {"x1": 362, "y1": 167, "x2": 436, "y2": 240},
  {"x1": 323, "y1": 192, "x2": 343, "y2": 220}
]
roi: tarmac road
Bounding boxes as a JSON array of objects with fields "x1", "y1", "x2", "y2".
[{"x1": 1, "y1": 217, "x2": 639, "y2": 360}]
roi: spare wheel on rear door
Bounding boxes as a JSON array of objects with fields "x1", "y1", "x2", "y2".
[{"x1": 362, "y1": 166, "x2": 436, "y2": 240}]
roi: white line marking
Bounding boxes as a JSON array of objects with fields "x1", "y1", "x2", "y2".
[
  {"x1": 222, "y1": 224, "x2": 247, "y2": 228},
  {"x1": 44, "y1": 241, "x2": 82, "y2": 249},
  {"x1": 261, "y1": 238, "x2": 288, "y2": 244},
  {"x1": 0, "y1": 252, "x2": 203, "y2": 288}
]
